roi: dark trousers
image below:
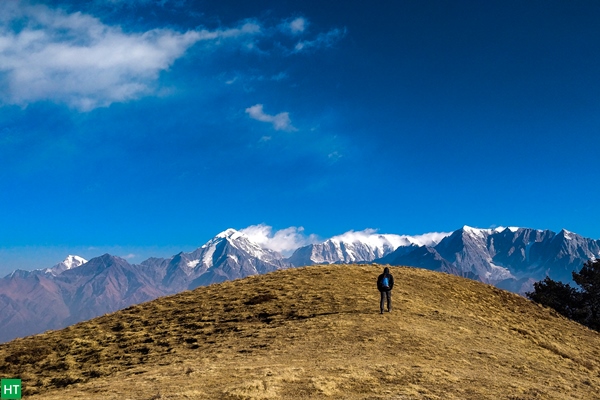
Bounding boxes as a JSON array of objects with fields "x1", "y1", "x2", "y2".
[{"x1": 380, "y1": 290, "x2": 392, "y2": 312}]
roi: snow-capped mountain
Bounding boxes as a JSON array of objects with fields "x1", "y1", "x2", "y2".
[
  {"x1": 379, "y1": 226, "x2": 600, "y2": 292},
  {"x1": 0, "y1": 229, "x2": 290, "y2": 343},
  {"x1": 45, "y1": 255, "x2": 87, "y2": 276},
  {"x1": 160, "y1": 228, "x2": 291, "y2": 290},
  {"x1": 433, "y1": 226, "x2": 515, "y2": 283},
  {"x1": 287, "y1": 230, "x2": 450, "y2": 266}
]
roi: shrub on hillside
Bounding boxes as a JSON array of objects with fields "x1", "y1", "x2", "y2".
[
  {"x1": 527, "y1": 259, "x2": 600, "y2": 331},
  {"x1": 526, "y1": 277, "x2": 582, "y2": 319}
]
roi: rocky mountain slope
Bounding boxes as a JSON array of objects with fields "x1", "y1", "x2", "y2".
[
  {"x1": 142, "y1": 228, "x2": 290, "y2": 291},
  {"x1": 0, "y1": 229, "x2": 290, "y2": 343},
  {"x1": 1, "y1": 264, "x2": 598, "y2": 399}
]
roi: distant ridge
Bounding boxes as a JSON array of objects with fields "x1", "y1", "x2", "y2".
[
  {"x1": 0, "y1": 229, "x2": 289, "y2": 343},
  {"x1": 1, "y1": 265, "x2": 598, "y2": 399},
  {"x1": 1, "y1": 225, "x2": 599, "y2": 343},
  {"x1": 378, "y1": 226, "x2": 600, "y2": 292}
]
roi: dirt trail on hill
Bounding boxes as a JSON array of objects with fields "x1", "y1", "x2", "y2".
[{"x1": 1, "y1": 264, "x2": 599, "y2": 399}]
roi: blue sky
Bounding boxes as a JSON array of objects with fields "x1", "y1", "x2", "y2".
[{"x1": 2, "y1": 0, "x2": 600, "y2": 274}]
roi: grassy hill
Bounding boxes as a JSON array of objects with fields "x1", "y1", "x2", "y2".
[{"x1": 1, "y1": 264, "x2": 599, "y2": 399}]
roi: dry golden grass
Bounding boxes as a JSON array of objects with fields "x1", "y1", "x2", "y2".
[{"x1": 1, "y1": 264, "x2": 599, "y2": 399}]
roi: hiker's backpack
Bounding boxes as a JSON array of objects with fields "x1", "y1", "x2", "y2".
[{"x1": 381, "y1": 275, "x2": 390, "y2": 289}]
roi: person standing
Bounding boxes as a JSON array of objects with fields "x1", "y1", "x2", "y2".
[{"x1": 377, "y1": 266, "x2": 394, "y2": 314}]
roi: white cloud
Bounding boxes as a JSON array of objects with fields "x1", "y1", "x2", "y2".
[
  {"x1": 404, "y1": 231, "x2": 452, "y2": 246},
  {"x1": 330, "y1": 229, "x2": 450, "y2": 249},
  {"x1": 330, "y1": 229, "x2": 392, "y2": 247},
  {"x1": 288, "y1": 17, "x2": 307, "y2": 34},
  {"x1": 240, "y1": 224, "x2": 319, "y2": 256},
  {"x1": 293, "y1": 27, "x2": 346, "y2": 53},
  {"x1": 0, "y1": 2, "x2": 345, "y2": 111},
  {"x1": 0, "y1": 2, "x2": 261, "y2": 111},
  {"x1": 245, "y1": 104, "x2": 297, "y2": 131}
]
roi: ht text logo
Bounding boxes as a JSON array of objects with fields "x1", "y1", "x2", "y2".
[{"x1": 1, "y1": 379, "x2": 21, "y2": 399}]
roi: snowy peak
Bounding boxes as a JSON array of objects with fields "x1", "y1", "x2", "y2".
[
  {"x1": 461, "y1": 225, "x2": 494, "y2": 238},
  {"x1": 215, "y1": 228, "x2": 244, "y2": 241},
  {"x1": 46, "y1": 255, "x2": 87, "y2": 276},
  {"x1": 288, "y1": 229, "x2": 452, "y2": 267},
  {"x1": 195, "y1": 228, "x2": 256, "y2": 269},
  {"x1": 201, "y1": 228, "x2": 237, "y2": 249},
  {"x1": 460, "y1": 225, "x2": 522, "y2": 237},
  {"x1": 202, "y1": 229, "x2": 264, "y2": 256},
  {"x1": 287, "y1": 232, "x2": 389, "y2": 266},
  {"x1": 180, "y1": 228, "x2": 289, "y2": 289},
  {"x1": 63, "y1": 255, "x2": 87, "y2": 269},
  {"x1": 207, "y1": 228, "x2": 279, "y2": 260},
  {"x1": 329, "y1": 230, "x2": 397, "y2": 254},
  {"x1": 558, "y1": 229, "x2": 575, "y2": 240},
  {"x1": 161, "y1": 228, "x2": 290, "y2": 290}
]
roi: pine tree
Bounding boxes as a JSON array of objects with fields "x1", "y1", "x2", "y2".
[
  {"x1": 526, "y1": 277, "x2": 580, "y2": 320},
  {"x1": 527, "y1": 259, "x2": 600, "y2": 331},
  {"x1": 572, "y1": 259, "x2": 600, "y2": 330}
]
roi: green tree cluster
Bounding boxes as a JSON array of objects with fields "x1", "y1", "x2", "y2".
[{"x1": 527, "y1": 259, "x2": 600, "y2": 331}]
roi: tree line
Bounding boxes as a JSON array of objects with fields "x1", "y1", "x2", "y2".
[{"x1": 527, "y1": 259, "x2": 600, "y2": 331}]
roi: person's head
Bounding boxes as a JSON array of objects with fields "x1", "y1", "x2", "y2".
[{"x1": 383, "y1": 267, "x2": 389, "y2": 274}]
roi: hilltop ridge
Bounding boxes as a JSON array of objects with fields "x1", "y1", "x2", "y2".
[
  {"x1": 0, "y1": 264, "x2": 599, "y2": 399},
  {"x1": 3, "y1": 225, "x2": 600, "y2": 344}
]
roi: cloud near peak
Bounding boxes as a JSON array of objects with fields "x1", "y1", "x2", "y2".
[
  {"x1": 329, "y1": 228, "x2": 450, "y2": 248},
  {"x1": 240, "y1": 224, "x2": 319, "y2": 256},
  {"x1": 245, "y1": 104, "x2": 297, "y2": 132}
]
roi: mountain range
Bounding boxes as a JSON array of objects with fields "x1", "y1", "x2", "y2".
[{"x1": 1, "y1": 225, "x2": 599, "y2": 343}]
